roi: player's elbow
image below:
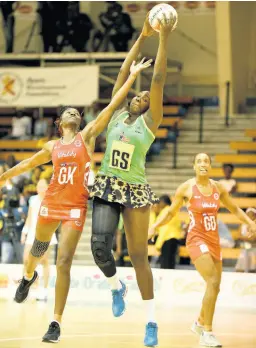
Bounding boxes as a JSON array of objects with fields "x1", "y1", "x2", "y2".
[
  {"x1": 23, "y1": 158, "x2": 35, "y2": 171},
  {"x1": 229, "y1": 204, "x2": 239, "y2": 215}
]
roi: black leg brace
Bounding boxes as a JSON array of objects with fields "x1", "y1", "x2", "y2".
[
  {"x1": 91, "y1": 197, "x2": 121, "y2": 277},
  {"x1": 31, "y1": 238, "x2": 50, "y2": 257}
]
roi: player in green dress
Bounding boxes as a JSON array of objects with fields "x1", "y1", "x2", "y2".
[{"x1": 90, "y1": 14, "x2": 174, "y2": 347}]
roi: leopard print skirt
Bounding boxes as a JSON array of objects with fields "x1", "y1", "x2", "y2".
[{"x1": 90, "y1": 175, "x2": 159, "y2": 208}]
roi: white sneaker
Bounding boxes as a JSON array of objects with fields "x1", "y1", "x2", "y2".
[
  {"x1": 191, "y1": 321, "x2": 204, "y2": 336},
  {"x1": 200, "y1": 331, "x2": 222, "y2": 347}
]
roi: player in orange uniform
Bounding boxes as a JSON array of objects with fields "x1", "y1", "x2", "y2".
[
  {"x1": 149, "y1": 153, "x2": 256, "y2": 347},
  {"x1": 0, "y1": 58, "x2": 152, "y2": 343}
]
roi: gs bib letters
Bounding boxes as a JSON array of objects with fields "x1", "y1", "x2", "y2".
[{"x1": 109, "y1": 140, "x2": 135, "y2": 172}]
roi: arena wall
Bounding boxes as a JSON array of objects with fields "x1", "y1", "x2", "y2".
[{"x1": 1, "y1": 264, "x2": 255, "y2": 309}]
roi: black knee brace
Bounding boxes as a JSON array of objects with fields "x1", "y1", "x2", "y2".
[
  {"x1": 91, "y1": 233, "x2": 113, "y2": 268},
  {"x1": 31, "y1": 238, "x2": 50, "y2": 257}
]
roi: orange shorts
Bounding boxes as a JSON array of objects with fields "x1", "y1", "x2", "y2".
[
  {"x1": 186, "y1": 240, "x2": 222, "y2": 263},
  {"x1": 37, "y1": 205, "x2": 87, "y2": 233}
]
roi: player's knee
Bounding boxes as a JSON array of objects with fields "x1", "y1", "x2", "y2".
[
  {"x1": 30, "y1": 238, "x2": 50, "y2": 258},
  {"x1": 129, "y1": 250, "x2": 147, "y2": 268},
  {"x1": 41, "y1": 256, "x2": 49, "y2": 267},
  {"x1": 57, "y1": 254, "x2": 73, "y2": 272},
  {"x1": 91, "y1": 236, "x2": 112, "y2": 267},
  {"x1": 207, "y1": 276, "x2": 220, "y2": 293}
]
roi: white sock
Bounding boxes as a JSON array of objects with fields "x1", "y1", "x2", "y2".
[
  {"x1": 24, "y1": 272, "x2": 34, "y2": 281},
  {"x1": 107, "y1": 274, "x2": 122, "y2": 291},
  {"x1": 144, "y1": 299, "x2": 156, "y2": 324},
  {"x1": 204, "y1": 330, "x2": 213, "y2": 335},
  {"x1": 196, "y1": 321, "x2": 203, "y2": 327}
]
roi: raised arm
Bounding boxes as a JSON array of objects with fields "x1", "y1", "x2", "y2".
[
  {"x1": 111, "y1": 13, "x2": 154, "y2": 99},
  {"x1": 82, "y1": 59, "x2": 152, "y2": 141},
  {"x1": 0, "y1": 141, "x2": 54, "y2": 186},
  {"x1": 147, "y1": 16, "x2": 173, "y2": 134},
  {"x1": 148, "y1": 182, "x2": 187, "y2": 240}
]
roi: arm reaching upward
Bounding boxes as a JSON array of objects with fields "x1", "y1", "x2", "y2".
[
  {"x1": 147, "y1": 15, "x2": 173, "y2": 134},
  {"x1": 82, "y1": 58, "x2": 152, "y2": 141},
  {"x1": 111, "y1": 13, "x2": 154, "y2": 99}
]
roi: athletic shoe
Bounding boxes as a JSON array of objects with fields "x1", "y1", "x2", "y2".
[
  {"x1": 111, "y1": 280, "x2": 127, "y2": 317},
  {"x1": 200, "y1": 331, "x2": 222, "y2": 347},
  {"x1": 191, "y1": 321, "x2": 204, "y2": 336},
  {"x1": 42, "y1": 321, "x2": 61, "y2": 343},
  {"x1": 144, "y1": 322, "x2": 158, "y2": 347},
  {"x1": 14, "y1": 271, "x2": 38, "y2": 303}
]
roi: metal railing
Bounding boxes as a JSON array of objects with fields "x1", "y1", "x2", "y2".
[
  {"x1": 225, "y1": 81, "x2": 230, "y2": 127},
  {"x1": 172, "y1": 122, "x2": 179, "y2": 169},
  {"x1": 198, "y1": 99, "x2": 204, "y2": 144}
]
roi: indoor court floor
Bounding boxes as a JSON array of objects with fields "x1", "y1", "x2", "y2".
[{"x1": 0, "y1": 299, "x2": 255, "y2": 348}]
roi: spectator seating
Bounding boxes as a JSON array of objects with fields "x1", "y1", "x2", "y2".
[
  {"x1": 245, "y1": 129, "x2": 256, "y2": 137},
  {"x1": 210, "y1": 167, "x2": 256, "y2": 179},
  {"x1": 160, "y1": 117, "x2": 183, "y2": 128},
  {"x1": 0, "y1": 126, "x2": 173, "y2": 162},
  {"x1": 215, "y1": 154, "x2": 256, "y2": 164},
  {"x1": 230, "y1": 142, "x2": 256, "y2": 151}
]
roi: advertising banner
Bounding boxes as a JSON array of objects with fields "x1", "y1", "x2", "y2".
[
  {"x1": 1, "y1": 265, "x2": 255, "y2": 309},
  {"x1": 0, "y1": 66, "x2": 99, "y2": 107}
]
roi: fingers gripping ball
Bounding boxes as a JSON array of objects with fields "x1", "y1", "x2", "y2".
[{"x1": 149, "y1": 3, "x2": 178, "y2": 32}]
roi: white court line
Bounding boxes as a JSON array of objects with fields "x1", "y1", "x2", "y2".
[{"x1": 0, "y1": 332, "x2": 255, "y2": 342}]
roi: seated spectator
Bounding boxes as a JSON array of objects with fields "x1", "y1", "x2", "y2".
[
  {"x1": 40, "y1": 166, "x2": 53, "y2": 182},
  {"x1": 33, "y1": 109, "x2": 50, "y2": 138},
  {"x1": 84, "y1": 102, "x2": 106, "y2": 152},
  {"x1": 235, "y1": 208, "x2": 256, "y2": 273},
  {"x1": 84, "y1": 101, "x2": 100, "y2": 124},
  {"x1": 0, "y1": 164, "x2": 5, "y2": 176},
  {"x1": 0, "y1": 1, "x2": 17, "y2": 53},
  {"x1": 0, "y1": 180, "x2": 25, "y2": 264},
  {"x1": 23, "y1": 167, "x2": 43, "y2": 201},
  {"x1": 153, "y1": 195, "x2": 183, "y2": 269},
  {"x1": 98, "y1": 2, "x2": 135, "y2": 52},
  {"x1": 219, "y1": 163, "x2": 237, "y2": 194},
  {"x1": 218, "y1": 219, "x2": 235, "y2": 248},
  {"x1": 114, "y1": 215, "x2": 128, "y2": 267},
  {"x1": 3, "y1": 155, "x2": 29, "y2": 191},
  {"x1": 5, "y1": 108, "x2": 32, "y2": 139},
  {"x1": 3, "y1": 154, "x2": 16, "y2": 171}
]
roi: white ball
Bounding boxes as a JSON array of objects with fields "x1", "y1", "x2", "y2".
[{"x1": 149, "y1": 3, "x2": 178, "y2": 32}]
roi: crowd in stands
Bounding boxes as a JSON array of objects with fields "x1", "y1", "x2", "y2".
[{"x1": 0, "y1": 1, "x2": 135, "y2": 53}]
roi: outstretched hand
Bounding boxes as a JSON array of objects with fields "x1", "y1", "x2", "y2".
[
  {"x1": 141, "y1": 12, "x2": 155, "y2": 37},
  {"x1": 130, "y1": 57, "x2": 153, "y2": 75},
  {"x1": 247, "y1": 222, "x2": 256, "y2": 238},
  {"x1": 158, "y1": 13, "x2": 177, "y2": 35}
]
